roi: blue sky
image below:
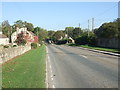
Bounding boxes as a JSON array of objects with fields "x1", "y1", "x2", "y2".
[{"x1": 2, "y1": 2, "x2": 118, "y2": 31}]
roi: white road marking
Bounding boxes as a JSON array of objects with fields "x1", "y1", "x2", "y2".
[
  {"x1": 81, "y1": 55, "x2": 87, "y2": 59},
  {"x1": 46, "y1": 47, "x2": 48, "y2": 53},
  {"x1": 46, "y1": 46, "x2": 55, "y2": 88},
  {"x1": 45, "y1": 46, "x2": 48, "y2": 88},
  {"x1": 52, "y1": 85, "x2": 55, "y2": 88},
  {"x1": 51, "y1": 78, "x2": 54, "y2": 81},
  {"x1": 50, "y1": 65, "x2": 52, "y2": 69},
  {"x1": 51, "y1": 70, "x2": 53, "y2": 73}
]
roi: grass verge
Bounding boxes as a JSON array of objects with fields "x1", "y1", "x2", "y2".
[
  {"x1": 2, "y1": 45, "x2": 46, "y2": 88},
  {"x1": 68, "y1": 44, "x2": 120, "y2": 53}
]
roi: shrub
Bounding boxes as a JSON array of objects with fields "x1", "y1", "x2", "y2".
[
  {"x1": 75, "y1": 34, "x2": 89, "y2": 45},
  {"x1": 4, "y1": 45, "x2": 9, "y2": 48},
  {"x1": 75, "y1": 33, "x2": 97, "y2": 46},
  {"x1": 31, "y1": 43, "x2": 37, "y2": 49},
  {"x1": 57, "y1": 39, "x2": 67, "y2": 45},
  {"x1": 88, "y1": 34, "x2": 97, "y2": 46},
  {"x1": 13, "y1": 45, "x2": 17, "y2": 47}
]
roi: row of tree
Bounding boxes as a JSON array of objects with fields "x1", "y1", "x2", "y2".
[
  {"x1": 1, "y1": 20, "x2": 48, "y2": 44},
  {"x1": 1, "y1": 18, "x2": 119, "y2": 45},
  {"x1": 47, "y1": 18, "x2": 120, "y2": 45}
]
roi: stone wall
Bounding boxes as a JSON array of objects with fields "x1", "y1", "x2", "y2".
[
  {"x1": 97, "y1": 38, "x2": 120, "y2": 49},
  {"x1": 0, "y1": 45, "x2": 31, "y2": 64}
]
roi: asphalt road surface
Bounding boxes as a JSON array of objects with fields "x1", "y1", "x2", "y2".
[{"x1": 46, "y1": 44, "x2": 118, "y2": 88}]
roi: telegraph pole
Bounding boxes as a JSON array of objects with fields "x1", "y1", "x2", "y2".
[
  {"x1": 88, "y1": 19, "x2": 89, "y2": 37},
  {"x1": 92, "y1": 18, "x2": 94, "y2": 33},
  {"x1": 67, "y1": 28, "x2": 68, "y2": 44},
  {"x1": 79, "y1": 23, "x2": 80, "y2": 36}
]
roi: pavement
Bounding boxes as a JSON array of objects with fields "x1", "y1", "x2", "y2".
[{"x1": 46, "y1": 44, "x2": 118, "y2": 88}]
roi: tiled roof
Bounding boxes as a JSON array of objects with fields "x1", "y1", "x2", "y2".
[{"x1": 0, "y1": 34, "x2": 8, "y2": 38}]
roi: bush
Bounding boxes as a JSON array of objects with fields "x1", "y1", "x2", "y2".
[
  {"x1": 4, "y1": 45, "x2": 9, "y2": 48},
  {"x1": 75, "y1": 33, "x2": 97, "y2": 46},
  {"x1": 13, "y1": 45, "x2": 17, "y2": 47},
  {"x1": 56, "y1": 39, "x2": 67, "y2": 45},
  {"x1": 75, "y1": 34, "x2": 89, "y2": 45},
  {"x1": 88, "y1": 34, "x2": 97, "y2": 46},
  {"x1": 31, "y1": 43, "x2": 37, "y2": 49}
]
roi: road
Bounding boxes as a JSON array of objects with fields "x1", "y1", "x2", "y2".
[{"x1": 46, "y1": 44, "x2": 118, "y2": 88}]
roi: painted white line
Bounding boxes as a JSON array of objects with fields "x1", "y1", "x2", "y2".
[
  {"x1": 51, "y1": 75, "x2": 53, "y2": 78},
  {"x1": 52, "y1": 85, "x2": 55, "y2": 88},
  {"x1": 46, "y1": 46, "x2": 55, "y2": 88},
  {"x1": 45, "y1": 52, "x2": 48, "y2": 88},
  {"x1": 81, "y1": 55, "x2": 87, "y2": 59},
  {"x1": 49, "y1": 65, "x2": 51, "y2": 69},
  {"x1": 51, "y1": 78, "x2": 54, "y2": 81},
  {"x1": 48, "y1": 56, "x2": 50, "y2": 63},
  {"x1": 51, "y1": 70, "x2": 52, "y2": 73},
  {"x1": 46, "y1": 47, "x2": 48, "y2": 53}
]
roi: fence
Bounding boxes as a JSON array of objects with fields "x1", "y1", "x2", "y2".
[
  {"x1": 97, "y1": 38, "x2": 120, "y2": 49},
  {"x1": 0, "y1": 45, "x2": 31, "y2": 64}
]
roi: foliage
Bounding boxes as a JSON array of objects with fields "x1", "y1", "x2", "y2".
[
  {"x1": 15, "y1": 32, "x2": 26, "y2": 46},
  {"x1": 14, "y1": 20, "x2": 34, "y2": 32},
  {"x1": 75, "y1": 33, "x2": 88, "y2": 45},
  {"x1": 33, "y1": 27, "x2": 48, "y2": 43},
  {"x1": 31, "y1": 43, "x2": 38, "y2": 49},
  {"x1": 65, "y1": 27, "x2": 74, "y2": 38},
  {"x1": 48, "y1": 30, "x2": 55, "y2": 39},
  {"x1": 72, "y1": 27, "x2": 83, "y2": 39},
  {"x1": 94, "y1": 21, "x2": 118, "y2": 38},
  {"x1": 24, "y1": 21, "x2": 34, "y2": 31},
  {"x1": 53, "y1": 30, "x2": 65, "y2": 40},
  {"x1": 4, "y1": 45, "x2": 9, "y2": 48},
  {"x1": 56, "y1": 39, "x2": 67, "y2": 45},
  {"x1": 75, "y1": 32, "x2": 97, "y2": 46},
  {"x1": 88, "y1": 33, "x2": 97, "y2": 46},
  {"x1": 2, "y1": 20, "x2": 11, "y2": 37},
  {"x1": 13, "y1": 45, "x2": 17, "y2": 47},
  {"x1": 14, "y1": 20, "x2": 24, "y2": 28}
]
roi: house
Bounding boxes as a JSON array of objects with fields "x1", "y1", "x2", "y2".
[
  {"x1": 11, "y1": 27, "x2": 38, "y2": 45},
  {"x1": 0, "y1": 31, "x2": 9, "y2": 45}
]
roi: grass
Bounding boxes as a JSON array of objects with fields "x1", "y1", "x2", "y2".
[
  {"x1": 68, "y1": 44, "x2": 120, "y2": 53},
  {"x1": 2, "y1": 45, "x2": 46, "y2": 88}
]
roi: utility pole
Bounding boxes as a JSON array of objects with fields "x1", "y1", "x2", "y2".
[
  {"x1": 79, "y1": 23, "x2": 80, "y2": 36},
  {"x1": 88, "y1": 19, "x2": 89, "y2": 37},
  {"x1": 92, "y1": 18, "x2": 94, "y2": 33},
  {"x1": 67, "y1": 28, "x2": 69, "y2": 44}
]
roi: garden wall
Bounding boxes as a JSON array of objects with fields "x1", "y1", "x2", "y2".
[
  {"x1": 97, "y1": 38, "x2": 120, "y2": 49},
  {"x1": 0, "y1": 45, "x2": 31, "y2": 64}
]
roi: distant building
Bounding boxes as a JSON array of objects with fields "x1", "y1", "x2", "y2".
[
  {"x1": 0, "y1": 31, "x2": 9, "y2": 45},
  {"x1": 11, "y1": 27, "x2": 38, "y2": 45}
]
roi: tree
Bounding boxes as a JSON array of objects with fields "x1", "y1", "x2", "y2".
[
  {"x1": 75, "y1": 31, "x2": 97, "y2": 46},
  {"x1": 14, "y1": 20, "x2": 34, "y2": 32},
  {"x1": 38, "y1": 28, "x2": 48, "y2": 43},
  {"x1": 72, "y1": 27, "x2": 82, "y2": 39},
  {"x1": 14, "y1": 20, "x2": 24, "y2": 28},
  {"x1": 48, "y1": 30, "x2": 55, "y2": 40},
  {"x1": 53, "y1": 31, "x2": 65, "y2": 40},
  {"x1": 65, "y1": 27, "x2": 74, "y2": 38},
  {"x1": 24, "y1": 21, "x2": 34, "y2": 31},
  {"x1": 95, "y1": 22, "x2": 118, "y2": 38},
  {"x1": 2, "y1": 20, "x2": 12, "y2": 43}
]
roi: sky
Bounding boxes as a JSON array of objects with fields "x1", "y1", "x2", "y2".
[{"x1": 1, "y1": 2, "x2": 118, "y2": 31}]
